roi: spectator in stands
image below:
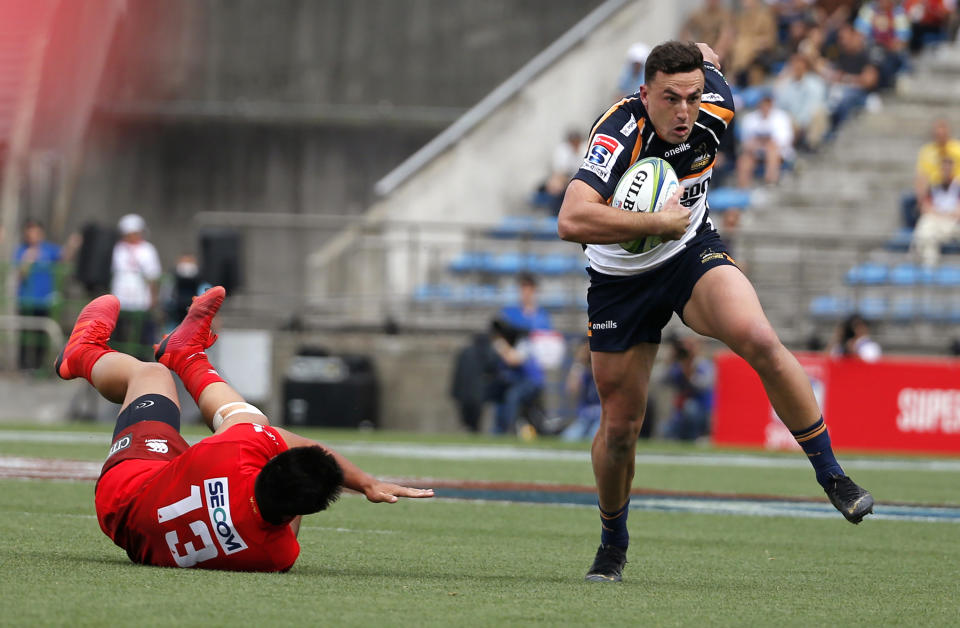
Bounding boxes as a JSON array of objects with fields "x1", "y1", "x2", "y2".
[
  {"x1": 679, "y1": 0, "x2": 735, "y2": 65},
  {"x1": 829, "y1": 314, "x2": 882, "y2": 361},
  {"x1": 771, "y1": 14, "x2": 816, "y2": 68},
  {"x1": 736, "y1": 92, "x2": 796, "y2": 187},
  {"x1": 774, "y1": 52, "x2": 830, "y2": 151},
  {"x1": 904, "y1": 0, "x2": 954, "y2": 52},
  {"x1": 500, "y1": 271, "x2": 566, "y2": 381},
  {"x1": 912, "y1": 156, "x2": 960, "y2": 267},
  {"x1": 534, "y1": 130, "x2": 584, "y2": 215},
  {"x1": 14, "y1": 220, "x2": 63, "y2": 371},
  {"x1": 915, "y1": 118, "x2": 960, "y2": 203},
  {"x1": 161, "y1": 253, "x2": 204, "y2": 333},
  {"x1": 729, "y1": 0, "x2": 779, "y2": 85},
  {"x1": 661, "y1": 335, "x2": 714, "y2": 442},
  {"x1": 111, "y1": 213, "x2": 162, "y2": 360},
  {"x1": 821, "y1": 24, "x2": 880, "y2": 135},
  {"x1": 616, "y1": 42, "x2": 650, "y2": 96},
  {"x1": 772, "y1": 0, "x2": 819, "y2": 40},
  {"x1": 813, "y1": 0, "x2": 862, "y2": 31},
  {"x1": 487, "y1": 317, "x2": 545, "y2": 435},
  {"x1": 500, "y1": 272, "x2": 551, "y2": 332},
  {"x1": 854, "y1": 0, "x2": 912, "y2": 88},
  {"x1": 450, "y1": 332, "x2": 497, "y2": 433},
  {"x1": 904, "y1": 118, "x2": 960, "y2": 229},
  {"x1": 560, "y1": 339, "x2": 603, "y2": 442}
]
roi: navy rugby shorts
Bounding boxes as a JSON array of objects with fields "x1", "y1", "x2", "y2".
[
  {"x1": 586, "y1": 229, "x2": 738, "y2": 351},
  {"x1": 99, "y1": 394, "x2": 188, "y2": 480}
]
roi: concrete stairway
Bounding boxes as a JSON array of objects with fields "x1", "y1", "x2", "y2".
[{"x1": 736, "y1": 41, "x2": 960, "y2": 352}]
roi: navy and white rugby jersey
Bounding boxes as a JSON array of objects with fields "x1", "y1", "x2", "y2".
[{"x1": 572, "y1": 62, "x2": 735, "y2": 275}]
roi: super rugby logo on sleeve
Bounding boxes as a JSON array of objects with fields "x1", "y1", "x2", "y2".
[
  {"x1": 582, "y1": 134, "x2": 624, "y2": 182},
  {"x1": 204, "y1": 477, "x2": 248, "y2": 555}
]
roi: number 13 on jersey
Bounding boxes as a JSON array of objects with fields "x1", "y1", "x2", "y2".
[{"x1": 156, "y1": 477, "x2": 248, "y2": 567}]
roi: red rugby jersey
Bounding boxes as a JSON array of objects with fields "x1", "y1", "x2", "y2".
[{"x1": 97, "y1": 423, "x2": 299, "y2": 571}]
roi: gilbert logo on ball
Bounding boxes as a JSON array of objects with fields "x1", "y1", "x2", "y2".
[{"x1": 610, "y1": 157, "x2": 679, "y2": 254}]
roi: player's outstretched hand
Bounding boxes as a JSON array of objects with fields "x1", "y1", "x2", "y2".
[
  {"x1": 657, "y1": 187, "x2": 691, "y2": 241},
  {"x1": 364, "y1": 481, "x2": 435, "y2": 503}
]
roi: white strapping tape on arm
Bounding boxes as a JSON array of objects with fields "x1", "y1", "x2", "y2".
[{"x1": 212, "y1": 402, "x2": 265, "y2": 430}]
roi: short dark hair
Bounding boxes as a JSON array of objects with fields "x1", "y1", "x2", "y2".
[
  {"x1": 254, "y1": 446, "x2": 344, "y2": 525},
  {"x1": 644, "y1": 41, "x2": 704, "y2": 85},
  {"x1": 517, "y1": 271, "x2": 538, "y2": 287}
]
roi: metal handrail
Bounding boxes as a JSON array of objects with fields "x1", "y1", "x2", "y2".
[
  {"x1": 0, "y1": 314, "x2": 65, "y2": 351},
  {"x1": 372, "y1": 0, "x2": 631, "y2": 197}
]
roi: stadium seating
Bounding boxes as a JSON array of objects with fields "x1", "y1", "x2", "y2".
[
  {"x1": 486, "y1": 215, "x2": 559, "y2": 240},
  {"x1": 413, "y1": 281, "x2": 586, "y2": 310},
  {"x1": 447, "y1": 251, "x2": 585, "y2": 276}
]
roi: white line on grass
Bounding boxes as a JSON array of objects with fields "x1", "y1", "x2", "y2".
[{"x1": 2, "y1": 430, "x2": 960, "y2": 472}]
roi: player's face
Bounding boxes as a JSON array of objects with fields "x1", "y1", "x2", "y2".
[{"x1": 640, "y1": 70, "x2": 704, "y2": 144}]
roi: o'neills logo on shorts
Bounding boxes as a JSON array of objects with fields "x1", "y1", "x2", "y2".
[
  {"x1": 204, "y1": 477, "x2": 248, "y2": 555},
  {"x1": 589, "y1": 320, "x2": 618, "y2": 331}
]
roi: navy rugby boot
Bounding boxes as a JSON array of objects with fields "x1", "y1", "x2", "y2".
[
  {"x1": 585, "y1": 544, "x2": 627, "y2": 582},
  {"x1": 824, "y1": 474, "x2": 874, "y2": 524}
]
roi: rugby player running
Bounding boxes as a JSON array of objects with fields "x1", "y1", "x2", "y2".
[
  {"x1": 557, "y1": 41, "x2": 873, "y2": 583},
  {"x1": 56, "y1": 286, "x2": 432, "y2": 571}
]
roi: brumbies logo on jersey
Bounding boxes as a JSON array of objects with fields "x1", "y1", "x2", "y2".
[
  {"x1": 582, "y1": 134, "x2": 624, "y2": 183},
  {"x1": 691, "y1": 142, "x2": 712, "y2": 171},
  {"x1": 204, "y1": 477, "x2": 248, "y2": 555}
]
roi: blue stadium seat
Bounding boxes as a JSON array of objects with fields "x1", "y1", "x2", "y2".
[
  {"x1": 947, "y1": 303, "x2": 960, "y2": 324},
  {"x1": 889, "y1": 297, "x2": 917, "y2": 323},
  {"x1": 889, "y1": 263, "x2": 935, "y2": 285},
  {"x1": 448, "y1": 251, "x2": 492, "y2": 274},
  {"x1": 539, "y1": 291, "x2": 588, "y2": 310},
  {"x1": 459, "y1": 283, "x2": 499, "y2": 305},
  {"x1": 857, "y1": 296, "x2": 887, "y2": 321},
  {"x1": 809, "y1": 295, "x2": 854, "y2": 319},
  {"x1": 919, "y1": 299, "x2": 949, "y2": 323},
  {"x1": 413, "y1": 283, "x2": 456, "y2": 303},
  {"x1": 884, "y1": 228, "x2": 913, "y2": 252},
  {"x1": 845, "y1": 262, "x2": 888, "y2": 285},
  {"x1": 708, "y1": 187, "x2": 752, "y2": 212},
  {"x1": 487, "y1": 215, "x2": 558, "y2": 240},
  {"x1": 532, "y1": 253, "x2": 584, "y2": 276},
  {"x1": 935, "y1": 265, "x2": 960, "y2": 286},
  {"x1": 485, "y1": 252, "x2": 532, "y2": 274},
  {"x1": 884, "y1": 228, "x2": 960, "y2": 255}
]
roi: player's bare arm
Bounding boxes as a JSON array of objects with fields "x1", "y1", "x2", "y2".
[
  {"x1": 197, "y1": 375, "x2": 433, "y2": 504},
  {"x1": 695, "y1": 42, "x2": 720, "y2": 68},
  {"x1": 273, "y1": 426, "x2": 434, "y2": 503},
  {"x1": 557, "y1": 179, "x2": 689, "y2": 244}
]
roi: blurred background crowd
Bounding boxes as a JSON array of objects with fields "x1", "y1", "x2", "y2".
[{"x1": 2, "y1": 0, "x2": 959, "y2": 441}]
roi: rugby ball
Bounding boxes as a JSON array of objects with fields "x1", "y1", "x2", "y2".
[{"x1": 610, "y1": 157, "x2": 679, "y2": 254}]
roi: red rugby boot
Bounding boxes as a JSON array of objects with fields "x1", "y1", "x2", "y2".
[
  {"x1": 55, "y1": 294, "x2": 120, "y2": 381},
  {"x1": 154, "y1": 285, "x2": 225, "y2": 375}
]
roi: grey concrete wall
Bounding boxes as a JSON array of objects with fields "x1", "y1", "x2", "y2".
[
  {"x1": 270, "y1": 330, "x2": 468, "y2": 432},
  {"x1": 58, "y1": 0, "x2": 604, "y2": 304},
  {"x1": 103, "y1": 0, "x2": 604, "y2": 108},
  {"x1": 310, "y1": 0, "x2": 696, "y2": 299}
]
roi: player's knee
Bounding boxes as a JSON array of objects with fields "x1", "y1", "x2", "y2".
[
  {"x1": 600, "y1": 413, "x2": 644, "y2": 459},
  {"x1": 136, "y1": 362, "x2": 171, "y2": 379},
  {"x1": 734, "y1": 323, "x2": 783, "y2": 371}
]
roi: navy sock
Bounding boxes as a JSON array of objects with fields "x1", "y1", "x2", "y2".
[
  {"x1": 791, "y1": 417, "x2": 844, "y2": 488},
  {"x1": 599, "y1": 499, "x2": 630, "y2": 549}
]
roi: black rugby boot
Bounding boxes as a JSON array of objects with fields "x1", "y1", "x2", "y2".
[
  {"x1": 584, "y1": 544, "x2": 627, "y2": 582},
  {"x1": 824, "y1": 474, "x2": 874, "y2": 524}
]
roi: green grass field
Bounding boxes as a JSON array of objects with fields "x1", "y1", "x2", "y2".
[{"x1": 2, "y1": 423, "x2": 959, "y2": 626}]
